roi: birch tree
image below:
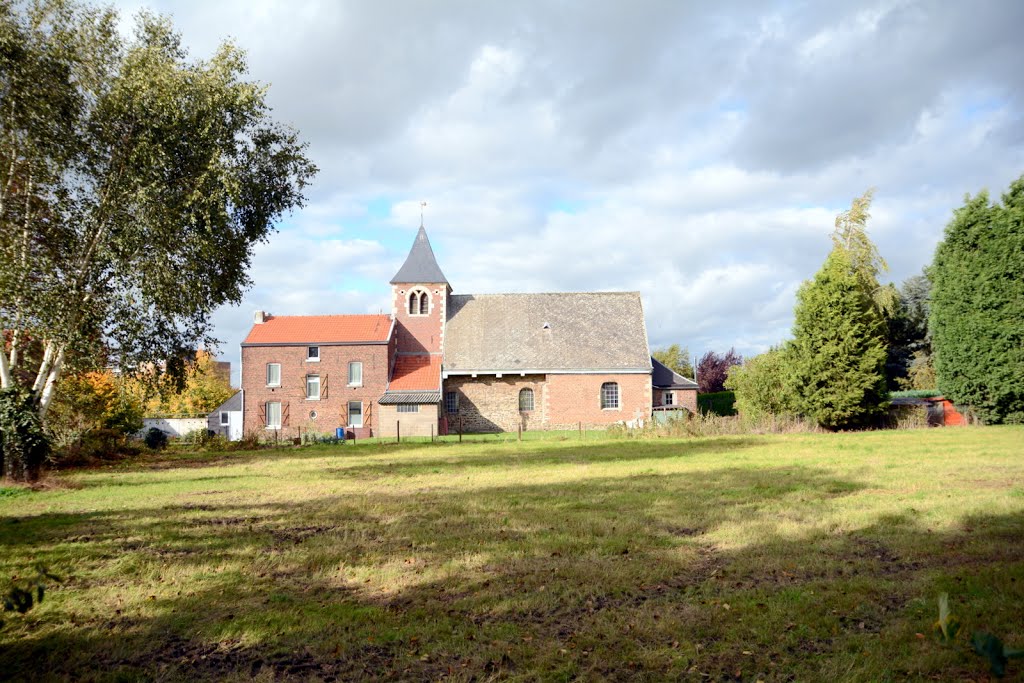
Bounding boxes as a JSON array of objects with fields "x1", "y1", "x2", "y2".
[{"x1": 0, "y1": 1, "x2": 316, "y2": 479}]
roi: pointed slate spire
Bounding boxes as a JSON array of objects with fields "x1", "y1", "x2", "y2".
[{"x1": 390, "y1": 226, "x2": 449, "y2": 284}]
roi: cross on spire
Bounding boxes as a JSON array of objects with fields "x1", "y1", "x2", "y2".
[{"x1": 420, "y1": 201, "x2": 427, "y2": 228}]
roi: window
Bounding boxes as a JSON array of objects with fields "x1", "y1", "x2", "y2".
[
  {"x1": 408, "y1": 292, "x2": 418, "y2": 315},
  {"x1": 307, "y1": 346, "x2": 320, "y2": 361},
  {"x1": 220, "y1": 411, "x2": 229, "y2": 426},
  {"x1": 664, "y1": 391, "x2": 674, "y2": 406},
  {"x1": 445, "y1": 391, "x2": 458, "y2": 414},
  {"x1": 348, "y1": 361, "x2": 363, "y2": 386},
  {"x1": 306, "y1": 375, "x2": 320, "y2": 400},
  {"x1": 266, "y1": 363, "x2": 281, "y2": 387},
  {"x1": 309, "y1": 410, "x2": 318, "y2": 420},
  {"x1": 600, "y1": 382, "x2": 619, "y2": 410},
  {"x1": 348, "y1": 401, "x2": 363, "y2": 428},
  {"x1": 419, "y1": 291, "x2": 428, "y2": 315},
  {"x1": 397, "y1": 404, "x2": 419, "y2": 413},
  {"x1": 266, "y1": 401, "x2": 282, "y2": 429},
  {"x1": 519, "y1": 388, "x2": 534, "y2": 412},
  {"x1": 408, "y1": 289, "x2": 429, "y2": 316}
]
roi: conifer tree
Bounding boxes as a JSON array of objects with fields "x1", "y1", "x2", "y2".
[{"x1": 930, "y1": 177, "x2": 1024, "y2": 423}]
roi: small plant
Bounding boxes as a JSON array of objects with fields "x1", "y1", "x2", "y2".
[
  {"x1": 933, "y1": 593, "x2": 960, "y2": 642},
  {"x1": 972, "y1": 632, "x2": 1024, "y2": 678},
  {"x1": 143, "y1": 427, "x2": 168, "y2": 450},
  {"x1": 2, "y1": 565, "x2": 61, "y2": 628}
]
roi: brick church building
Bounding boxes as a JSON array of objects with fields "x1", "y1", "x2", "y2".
[{"x1": 240, "y1": 227, "x2": 693, "y2": 438}]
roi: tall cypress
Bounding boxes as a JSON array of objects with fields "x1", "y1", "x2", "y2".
[
  {"x1": 930, "y1": 177, "x2": 1024, "y2": 423},
  {"x1": 789, "y1": 249, "x2": 889, "y2": 429}
]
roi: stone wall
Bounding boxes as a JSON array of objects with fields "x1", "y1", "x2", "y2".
[
  {"x1": 443, "y1": 375, "x2": 547, "y2": 432},
  {"x1": 378, "y1": 403, "x2": 440, "y2": 438}
]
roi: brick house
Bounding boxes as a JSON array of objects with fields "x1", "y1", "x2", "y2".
[
  {"x1": 240, "y1": 227, "x2": 657, "y2": 438},
  {"x1": 651, "y1": 357, "x2": 698, "y2": 414}
]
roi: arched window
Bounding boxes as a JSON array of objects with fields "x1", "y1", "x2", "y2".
[
  {"x1": 419, "y1": 291, "x2": 429, "y2": 315},
  {"x1": 600, "y1": 382, "x2": 619, "y2": 409},
  {"x1": 408, "y1": 292, "x2": 418, "y2": 315},
  {"x1": 519, "y1": 388, "x2": 534, "y2": 412}
]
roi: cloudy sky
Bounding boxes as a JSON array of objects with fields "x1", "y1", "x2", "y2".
[{"x1": 115, "y1": 0, "x2": 1024, "y2": 385}]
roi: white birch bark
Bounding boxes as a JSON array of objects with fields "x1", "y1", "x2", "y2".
[
  {"x1": 32, "y1": 341, "x2": 54, "y2": 394},
  {"x1": 0, "y1": 347, "x2": 12, "y2": 389},
  {"x1": 38, "y1": 346, "x2": 64, "y2": 419}
]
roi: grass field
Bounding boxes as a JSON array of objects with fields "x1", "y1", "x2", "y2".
[{"x1": 2, "y1": 427, "x2": 1023, "y2": 681}]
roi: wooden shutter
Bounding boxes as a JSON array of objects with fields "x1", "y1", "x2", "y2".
[
  {"x1": 282, "y1": 402, "x2": 290, "y2": 427},
  {"x1": 322, "y1": 373, "x2": 328, "y2": 400},
  {"x1": 259, "y1": 402, "x2": 266, "y2": 425}
]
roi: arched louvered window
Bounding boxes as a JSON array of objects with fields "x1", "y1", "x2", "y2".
[
  {"x1": 519, "y1": 388, "x2": 534, "y2": 412},
  {"x1": 408, "y1": 292, "x2": 418, "y2": 315},
  {"x1": 600, "y1": 382, "x2": 619, "y2": 410},
  {"x1": 419, "y1": 291, "x2": 429, "y2": 315}
]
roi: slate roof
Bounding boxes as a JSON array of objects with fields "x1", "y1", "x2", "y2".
[
  {"x1": 378, "y1": 391, "x2": 441, "y2": 405},
  {"x1": 391, "y1": 226, "x2": 448, "y2": 284},
  {"x1": 651, "y1": 357, "x2": 698, "y2": 389},
  {"x1": 388, "y1": 355, "x2": 442, "y2": 391},
  {"x1": 210, "y1": 391, "x2": 242, "y2": 414},
  {"x1": 242, "y1": 314, "x2": 392, "y2": 345},
  {"x1": 443, "y1": 292, "x2": 652, "y2": 372}
]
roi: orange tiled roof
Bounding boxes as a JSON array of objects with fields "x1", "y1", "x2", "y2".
[
  {"x1": 243, "y1": 315, "x2": 392, "y2": 344},
  {"x1": 388, "y1": 355, "x2": 441, "y2": 391}
]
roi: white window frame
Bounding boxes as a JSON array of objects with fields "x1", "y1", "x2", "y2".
[
  {"x1": 348, "y1": 361, "x2": 363, "y2": 387},
  {"x1": 348, "y1": 401, "x2": 363, "y2": 428},
  {"x1": 220, "y1": 411, "x2": 229, "y2": 426},
  {"x1": 397, "y1": 404, "x2": 419, "y2": 413},
  {"x1": 266, "y1": 363, "x2": 281, "y2": 387},
  {"x1": 266, "y1": 401, "x2": 282, "y2": 429},
  {"x1": 664, "y1": 391, "x2": 674, "y2": 406},
  {"x1": 307, "y1": 346, "x2": 320, "y2": 362},
  {"x1": 519, "y1": 388, "x2": 534, "y2": 412},
  {"x1": 306, "y1": 374, "x2": 320, "y2": 400},
  {"x1": 601, "y1": 382, "x2": 620, "y2": 410},
  {"x1": 407, "y1": 288, "x2": 429, "y2": 316}
]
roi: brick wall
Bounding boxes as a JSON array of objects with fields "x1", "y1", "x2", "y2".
[
  {"x1": 545, "y1": 373, "x2": 651, "y2": 429},
  {"x1": 391, "y1": 282, "x2": 448, "y2": 354},
  {"x1": 444, "y1": 375, "x2": 547, "y2": 432},
  {"x1": 241, "y1": 342, "x2": 391, "y2": 439},
  {"x1": 378, "y1": 403, "x2": 441, "y2": 438},
  {"x1": 653, "y1": 388, "x2": 697, "y2": 413}
]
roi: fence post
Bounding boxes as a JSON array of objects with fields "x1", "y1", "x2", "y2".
[
  {"x1": 397, "y1": 421, "x2": 400, "y2": 444},
  {"x1": 578, "y1": 421, "x2": 582, "y2": 439},
  {"x1": 459, "y1": 416, "x2": 463, "y2": 443},
  {"x1": 431, "y1": 423, "x2": 435, "y2": 443},
  {"x1": 518, "y1": 424, "x2": 522, "y2": 441}
]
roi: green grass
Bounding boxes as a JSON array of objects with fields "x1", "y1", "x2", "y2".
[{"x1": 2, "y1": 427, "x2": 1023, "y2": 681}]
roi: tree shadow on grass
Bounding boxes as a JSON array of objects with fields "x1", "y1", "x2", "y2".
[{"x1": 1, "y1": 465, "x2": 1022, "y2": 681}]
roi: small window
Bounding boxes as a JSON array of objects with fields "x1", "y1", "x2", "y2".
[
  {"x1": 306, "y1": 375, "x2": 320, "y2": 400},
  {"x1": 445, "y1": 391, "x2": 458, "y2": 414},
  {"x1": 348, "y1": 361, "x2": 363, "y2": 386},
  {"x1": 408, "y1": 292, "x2": 418, "y2": 315},
  {"x1": 397, "y1": 404, "x2": 419, "y2": 413},
  {"x1": 220, "y1": 411, "x2": 229, "y2": 426},
  {"x1": 348, "y1": 401, "x2": 363, "y2": 428},
  {"x1": 519, "y1": 388, "x2": 534, "y2": 412},
  {"x1": 309, "y1": 410, "x2": 318, "y2": 420},
  {"x1": 307, "y1": 346, "x2": 319, "y2": 361},
  {"x1": 266, "y1": 363, "x2": 281, "y2": 387},
  {"x1": 266, "y1": 401, "x2": 282, "y2": 429},
  {"x1": 664, "y1": 392, "x2": 674, "y2": 406},
  {"x1": 419, "y1": 292, "x2": 428, "y2": 315},
  {"x1": 601, "y1": 382, "x2": 619, "y2": 410}
]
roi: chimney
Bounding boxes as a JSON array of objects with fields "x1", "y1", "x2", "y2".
[{"x1": 254, "y1": 310, "x2": 267, "y2": 324}]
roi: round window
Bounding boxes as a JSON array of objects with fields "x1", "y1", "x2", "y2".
[{"x1": 309, "y1": 410, "x2": 318, "y2": 420}]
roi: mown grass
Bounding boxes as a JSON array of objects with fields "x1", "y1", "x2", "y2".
[{"x1": 1, "y1": 426, "x2": 1023, "y2": 681}]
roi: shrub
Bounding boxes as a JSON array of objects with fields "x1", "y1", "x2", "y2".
[
  {"x1": 144, "y1": 428, "x2": 169, "y2": 450},
  {"x1": 726, "y1": 347, "x2": 801, "y2": 421},
  {"x1": 697, "y1": 391, "x2": 736, "y2": 416}
]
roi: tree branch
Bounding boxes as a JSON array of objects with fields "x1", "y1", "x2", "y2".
[{"x1": 38, "y1": 346, "x2": 65, "y2": 419}]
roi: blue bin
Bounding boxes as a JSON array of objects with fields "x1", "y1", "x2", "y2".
[{"x1": 335, "y1": 427, "x2": 346, "y2": 442}]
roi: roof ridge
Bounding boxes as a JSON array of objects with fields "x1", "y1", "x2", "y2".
[
  {"x1": 264, "y1": 313, "x2": 390, "y2": 319},
  {"x1": 452, "y1": 291, "x2": 641, "y2": 297}
]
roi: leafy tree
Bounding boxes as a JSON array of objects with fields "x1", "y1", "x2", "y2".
[
  {"x1": 696, "y1": 348, "x2": 742, "y2": 393},
  {"x1": 46, "y1": 369, "x2": 143, "y2": 458},
  {"x1": 930, "y1": 177, "x2": 1024, "y2": 423},
  {"x1": 725, "y1": 347, "x2": 799, "y2": 420},
  {"x1": 651, "y1": 344, "x2": 694, "y2": 378},
  {"x1": 789, "y1": 192, "x2": 890, "y2": 429},
  {"x1": 130, "y1": 350, "x2": 234, "y2": 417},
  {"x1": 886, "y1": 271, "x2": 932, "y2": 389},
  {"x1": 0, "y1": 1, "x2": 316, "y2": 479}
]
